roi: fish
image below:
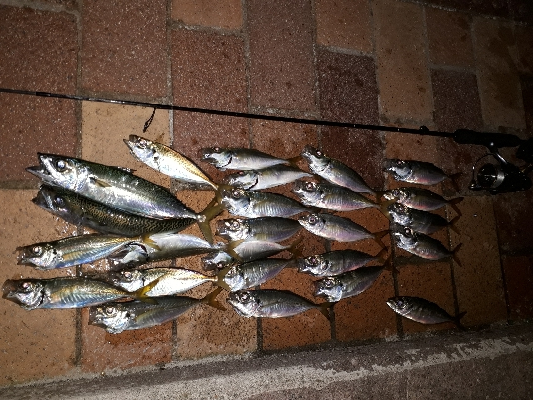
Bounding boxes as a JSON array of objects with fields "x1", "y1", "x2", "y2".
[
  {"x1": 293, "y1": 180, "x2": 378, "y2": 211},
  {"x1": 383, "y1": 159, "x2": 458, "y2": 187},
  {"x1": 227, "y1": 289, "x2": 332, "y2": 319},
  {"x1": 298, "y1": 248, "x2": 388, "y2": 277},
  {"x1": 314, "y1": 265, "x2": 385, "y2": 302},
  {"x1": 107, "y1": 232, "x2": 218, "y2": 269},
  {"x1": 32, "y1": 184, "x2": 196, "y2": 237},
  {"x1": 108, "y1": 267, "x2": 230, "y2": 296},
  {"x1": 89, "y1": 288, "x2": 225, "y2": 334},
  {"x1": 381, "y1": 187, "x2": 463, "y2": 216},
  {"x1": 201, "y1": 250, "x2": 236, "y2": 271},
  {"x1": 27, "y1": 153, "x2": 202, "y2": 221},
  {"x1": 2, "y1": 277, "x2": 154, "y2": 310},
  {"x1": 222, "y1": 165, "x2": 312, "y2": 190},
  {"x1": 218, "y1": 186, "x2": 308, "y2": 218},
  {"x1": 124, "y1": 135, "x2": 217, "y2": 190},
  {"x1": 382, "y1": 203, "x2": 459, "y2": 235},
  {"x1": 222, "y1": 259, "x2": 294, "y2": 292},
  {"x1": 391, "y1": 225, "x2": 462, "y2": 265},
  {"x1": 215, "y1": 217, "x2": 301, "y2": 243},
  {"x1": 298, "y1": 212, "x2": 387, "y2": 247},
  {"x1": 200, "y1": 147, "x2": 294, "y2": 171},
  {"x1": 225, "y1": 237, "x2": 303, "y2": 262},
  {"x1": 300, "y1": 145, "x2": 374, "y2": 194},
  {"x1": 16, "y1": 233, "x2": 158, "y2": 270},
  {"x1": 386, "y1": 296, "x2": 466, "y2": 327}
]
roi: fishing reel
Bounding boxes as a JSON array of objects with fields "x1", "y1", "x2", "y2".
[{"x1": 453, "y1": 129, "x2": 533, "y2": 194}]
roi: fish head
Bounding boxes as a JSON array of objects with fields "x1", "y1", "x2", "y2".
[
  {"x1": 200, "y1": 147, "x2": 232, "y2": 170},
  {"x1": 383, "y1": 159, "x2": 412, "y2": 180},
  {"x1": 292, "y1": 180, "x2": 322, "y2": 203},
  {"x1": 300, "y1": 146, "x2": 329, "y2": 173},
  {"x1": 219, "y1": 187, "x2": 251, "y2": 214},
  {"x1": 383, "y1": 188, "x2": 409, "y2": 202},
  {"x1": 314, "y1": 277, "x2": 343, "y2": 302},
  {"x1": 215, "y1": 218, "x2": 249, "y2": 241},
  {"x1": 123, "y1": 135, "x2": 157, "y2": 164},
  {"x1": 2, "y1": 279, "x2": 45, "y2": 310},
  {"x1": 108, "y1": 270, "x2": 144, "y2": 292},
  {"x1": 391, "y1": 225, "x2": 417, "y2": 248},
  {"x1": 28, "y1": 154, "x2": 88, "y2": 190},
  {"x1": 227, "y1": 290, "x2": 261, "y2": 317},
  {"x1": 16, "y1": 243, "x2": 60, "y2": 270},
  {"x1": 31, "y1": 185, "x2": 70, "y2": 217},
  {"x1": 89, "y1": 304, "x2": 133, "y2": 334},
  {"x1": 386, "y1": 296, "x2": 413, "y2": 317},
  {"x1": 387, "y1": 203, "x2": 412, "y2": 226},
  {"x1": 201, "y1": 251, "x2": 235, "y2": 271},
  {"x1": 222, "y1": 171, "x2": 258, "y2": 190},
  {"x1": 107, "y1": 245, "x2": 148, "y2": 269},
  {"x1": 297, "y1": 213, "x2": 326, "y2": 232},
  {"x1": 223, "y1": 266, "x2": 246, "y2": 292},
  {"x1": 298, "y1": 254, "x2": 327, "y2": 275}
]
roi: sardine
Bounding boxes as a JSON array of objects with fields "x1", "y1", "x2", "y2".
[
  {"x1": 391, "y1": 225, "x2": 461, "y2": 265},
  {"x1": 383, "y1": 159, "x2": 456, "y2": 187},
  {"x1": 222, "y1": 165, "x2": 312, "y2": 190},
  {"x1": 301, "y1": 145, "x2": 374, "y2": 194},
  {"x1": 381, "y1": 187, "x2": 463, "y2": 215},
  {"x1": 108, "y1": 267, "x2": 229, "y2": 296},
  {"x1": 382, "y1": 203, "x2": 459, "y2": 235},
  {"x1": 201, "y1": 147, "x2": 293, "y2": 171},
  {"x1": 298, "y1": 248, "x2": 388, "y2": 277},
  {"x1": 215, "y1": 217, "x2": 301, "y2": 242},
  {"x1": 222, "y1": 259, "x2": 294, "y2": 292},
  {"x1": 89, "y1": 288, "x2": 224, "y2": 334},
  {"x1": 314, "y1": 265, "x2": 385, "y2": 302},
  {"x1": 298, "y1": 212, "x2": 387, "y2": 247},
  {"x1": 17, "y1": 234, "x2": 157, "y2": 270},
  {"x1": 293, "y1": 180, "x2": 378, "y2": 211},
  {"x1": 387, "y1": 296, "x2": 465, "y2": 327},
  {"x1": 2, "y1": 277, "x2": 152, "y2": 310},
  {"x1": 227, "y1": 289, "x2": 332, "y2": 319},
  {"x1": 124, "y1": 135, "x2": 217, "y2": 190},
  {"x1": 32, "y1": 185, "x2": 196, "y2": 237},
  {"x1": 27, "y1": 153, "x2": 201, "y2": 221},
  {"x1": 219, "y1": 186, "x2": 308, "y2": 218}
]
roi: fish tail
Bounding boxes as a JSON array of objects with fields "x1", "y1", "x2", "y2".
[
  {"x1": 318, "y1": 301, "x2": 335, "y2": 321},
  {"x1": 202, "y1": 287, "x2": 226, "y2": 311},
  {"x1": 451, "y1": 243, "x2": 463, "y2": 267},
  {"x1": 448, "y1": 196, "x2": 464, "y2": 217},
  {"x1": 448, "y1": 215, "x2": 460, "y2": 235},
  {"x1": 225, "y1": 240, "x2": 244, "y2": 261},
  {"x1": 197, "y1": 199, "x2": 224, "y2": 245},
  {"x1": 287, "y1": 155, "x2": 303, "y2": 167},
  {"x1": 132, "y1": 277, "x2": 160, "y2": 305},
  {"x1": 378, "y1": 198, "x2": 396, "y2": 219},
  {"x1": 287, "y1": 236, "x2": 305, "y2": 259},
  {"x1": 454, "y1": 311, "x2": 467, "y2": 330},
  {"x1": 373, "y1": 230, "x2": 389, "y2": 250},
  {"x1": 215, "y1": 264, "x2": 233, "y2": 292},
  {"x1": 140, "y1": 234, "x2": 161, "y2": 251},
  {"x1": 377, "y1": 248, "x2": 398, "y2": 273}
]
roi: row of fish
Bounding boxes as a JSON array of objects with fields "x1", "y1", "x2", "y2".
[{"x1": 3, "y1": 135, "x2": 466, "y2": 334}]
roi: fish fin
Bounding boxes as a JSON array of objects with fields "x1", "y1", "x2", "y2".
[
  {"x1": 225, "y1": 240, "x2": 244, "y2": 261},
  {"x1": 287, "y1": 236, "x2": 305, "y2": 259},
  {"x1": 89, "y1": 177, "x2": 112, "y2": 188},
  {"x1": 451, "y1": 243, "x2": 463, "y2": 267},
  {"x1": 448, "y1": 215, "x2": 460, "y2": 235},
  {"x1": 318, "y1": 301, "x2": 335, "y2": 321},
  {"x1": 373, "y1": 230, "x2": 389, "y2": 250},
  {"x1": 215, "y1": 264, "x2": 233, "y2": 292},
  {"x1": 132, "y1": 278, "x2": 160, "y2": 305},
  {"x1": 203, "y1": 287, "x2": 226, "y2": 311},
  {"x1": 378, "y1": 198, "x2": 396, "y2": 220},
  {"x1": 376, "y1": 248, "x2": 397, "y2": 273},
  {"x1": 448, "y1": 197, "x2": 464, "y2": 217},
  {"x1": 287, "y1": 155, "x2": 303, "y2": 168},
  {"x1": 454, "y1": 311, "x2": 467, "y2": 330}
]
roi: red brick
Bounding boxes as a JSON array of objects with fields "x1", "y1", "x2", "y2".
[
  {"x1": 81, "y1": 0, "x2": 167, "y2": 98},
  {"x1": 418, "y1": 0, "x2": 509, "y2": 18},
  {"x1": 493, "y1": 190, "x2": 533, "y2": 254},
  {"x1": 502, "y1": 254, "x2": 533, "y2": 320},
  {"x1": 171, "y1": 0, "x2": 242, "y2": 30},
  {"x1": 247, "y1": 0, "x2": 316, "y2": 113}
]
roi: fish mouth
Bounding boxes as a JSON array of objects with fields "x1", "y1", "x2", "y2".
[
  {"x1": 26, "y1": 164, "x2": 50, "y2": 180},
  {"x1": 2, "y1": 279, "x2": 17, "y2": 299},
  {"x1": 382, "y1": 159, "x2": 396, "y2": 172}
]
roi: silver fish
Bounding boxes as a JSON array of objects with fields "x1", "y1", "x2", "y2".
[
  {"x1": 223, "y1": 165, "x2": 312, "y2": 190},
  {"x1": 383, "y1": 159, "x2": 454, "y2": 186},
  {"x1": 27, "y1": 153, "x2": 201, "y2": 221},
  {"x1": 223, "y1": 259, "x2": 294, "y2": 292},
  {"x1": 201, "y1": 147, "x2": 292, "y2": 171},
  {"x1": 293, "y1": 180, "x2": 378, "y2": 211},
  {"x1": 382, "y1": 187, "x2": 463, "y2": 214},
  {"x1": 2, "y1": 277, "x2": 150, "y2": 310},
  {"x1": 391, "y1": 225, "x2": 461, "y2": 265},
  {"x1": 17, "y1": 234, "x2": 155, "y2": 270},
  {"x1": 298, "y1": 248, "x2": 388, "y2": 277},
  {"x1": 124, "y1": 135, "x2": 217, "y2": 190},
  {"x1": 314, "y1": 265, "x2": 385, "y2": 302},
  {"x1": 298, "y1": 212, "x2": 386, "y2": 247},
  {"x1": 89, "y1": 288, "x2": 224, "y2": 334},
  {"x1": 201, "y1": 250, "x2": 236, "y2": 271},
  {"x1": 383, "y1": 203, "x2": 459, "y2": 235},
  {"x1": 226, "y1": 238, "x2": 302, "y2": 262},
  {"x1": 387, "y1": 296, "x2": 465, "y2": 327},
  {"x1": 215, "y1": 217, "x2": 301, "y2": 242},
  {"x1": 301, "y1": 145, "x2": 374, "y2": 194},
  {"x1": 227, "y1": 289, "x2": 331, "y2": 319},
  {"x1": 219, "y1": 187, "x2": 308, "y2": 218}
]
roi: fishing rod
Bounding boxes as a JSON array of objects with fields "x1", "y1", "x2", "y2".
[{"x1": 1, "y1": 87, "x2": 532, "y2": 194}]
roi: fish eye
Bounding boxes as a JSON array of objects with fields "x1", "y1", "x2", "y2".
[
  {"x1": 53, "y1": 196, "x2": 65, "y2": 207},
  {"x1": 307, "y1": 214, "x2": 318, "y2": 224},
  {"x1": 231, "y1": 220, "x2": 241, "y2": 229},
  {"x1": 307, "y1": 256, "x2": 319, "y2": 265},
  {"x1": 20, "y1": 282, "x2": 33, "y2": 292},
  {"x1": 322, "y1": 278, "x2": 335, "y2": 288},
  {"x1": 305, "y1": 182, "x2": 316, "y2": 191},
  {"x1": 32, "y1": 246, "x2": 43, "y2": 255},
  {"x1": 232, "y1": 189, "x2": 244, "y2": 199},
  {"x1": 213, "y1": 147, "x2": 221, "y2": 153},
  {"x1": 55, "y1": 159, "x2": 67, "y2": 172},
  {"x1": 137, "y1": 138, "x2": 148, "y2": 149},
  {"x1": 105, "y1": 306, "x2": 115, "y2": 315},
  {"x1": 396, "y1": 300, "x2": 406, "y2": 309},
  {"x1": 122, "y1": 271, "x2": 133, "y2": 280}
]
